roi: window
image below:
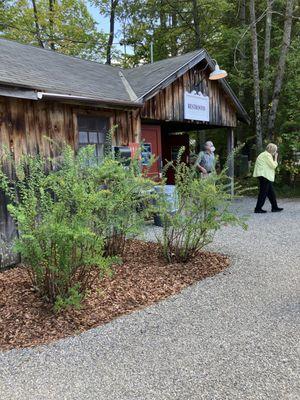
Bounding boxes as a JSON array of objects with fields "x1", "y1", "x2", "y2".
[{"x1": 77, "y1": 115, "x2": 108, "y2": 160}]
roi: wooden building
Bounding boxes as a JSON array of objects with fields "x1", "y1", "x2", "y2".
[{"x1": 0, "y1": 39, "x2": 249, "y2": 266}]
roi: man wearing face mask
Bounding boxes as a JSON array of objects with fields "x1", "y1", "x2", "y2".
[{"x1": 195, "y1": 141, "x2": 216, "y2": 177}]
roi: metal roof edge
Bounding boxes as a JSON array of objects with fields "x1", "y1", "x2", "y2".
[
  {"x1": 0, "y1": 81, "x2": 143, "y2": 108},
  {"x1": 37, "y1": 91, "x2": 143, "y2": 108},
  {"x1": 0, "y1": 83, "x2": 39, "y2": 100}
]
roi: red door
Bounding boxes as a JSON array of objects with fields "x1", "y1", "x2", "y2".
[{"x1": 141, "y1": 125, "x2": 162, "y2": 180}]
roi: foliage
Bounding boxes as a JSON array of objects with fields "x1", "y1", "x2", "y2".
[
  {"x1": 156, "y1": 149, "x2": 247, "y2": 263},
  {"x1": 92, "y1": 153, "x2": 155, "y2": 257},
  {"x1": 0, "y1": 0, "x2": 107, "y2": 59},
  {"x1": 0, "y1": 147, "x2": 113, "y2": 308},
  {"x1": 276, "y1": 120, "x2": 300, "y2": 184}
]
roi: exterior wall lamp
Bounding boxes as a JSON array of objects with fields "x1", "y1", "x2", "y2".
[
  {"x1": 209, "y1": 60, "x2": 228, "y2": 80},
  {"x1": 192, "y1": 59, "x2": 228, "y2": 93}
]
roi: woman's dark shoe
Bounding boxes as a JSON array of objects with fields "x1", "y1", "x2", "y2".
[
  {"x1": 254, "y1": 209, "x2": 267, "y2": 213},
  {"x1": 272, "y1": 207, "x2": 284, "y2": 212}
]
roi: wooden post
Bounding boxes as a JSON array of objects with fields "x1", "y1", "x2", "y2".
[
  {"x1": 227, "y1": 127, "x2": 234, "y2": 196},
  {"x1": 133, "y1": 109, "x2": 141, "y2": 144}
]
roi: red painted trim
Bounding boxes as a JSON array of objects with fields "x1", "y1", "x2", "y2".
[{"x1": 141, "y1": 124, "x2": 162, "y2": 180}]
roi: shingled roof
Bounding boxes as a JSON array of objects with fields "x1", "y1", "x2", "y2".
[
  {"x1": 0, "y1": 38, "x2": 130, "y2": 103},
  {"x1": 123, "y1": 49, "x2": 204, "y2": 99},
  {"x1": 0, "y1": 38, "x2": 249, "y2": 122}
]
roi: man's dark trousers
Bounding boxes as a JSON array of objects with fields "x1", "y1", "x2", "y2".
[{"x1": 255, "y1": 176, "x2": 278, "y2": 211}]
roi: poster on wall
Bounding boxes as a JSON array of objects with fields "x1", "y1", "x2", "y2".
[
  {"x1": 184, "y1": 91, "x2": 210, "y2": 122},
  {"x1": 141, "y1": 143, "x2": 152, "y2": 166}
]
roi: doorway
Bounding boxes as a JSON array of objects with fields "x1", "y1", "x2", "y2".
[
  {"x1": 141, "y1": 124, "x2": 190, "y2": 184},
  {"x1": 162, "y1": 132, "x2": 190, "y2": 184}
]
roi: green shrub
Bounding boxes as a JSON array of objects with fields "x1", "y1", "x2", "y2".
[
  {"x1": 92, "y1": 155, "x2": 155, "y2": 257},
  {"x1": 277, "y1": 126, "x2": 300, "y2": 185},
  {"x1": 0, "y1": 147, "x2": 113, "y2": 308},
  {"x1": 156, "y1": 151, "x2": 247, "y2": 263}
]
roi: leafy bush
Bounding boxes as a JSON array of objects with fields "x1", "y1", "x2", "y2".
[
  {"x1": 0, "y1": 147, "x2": 113, "y2": 308},
  {"x1": 277, "y1": 123, "x2": 300, "y2": 185},
  {"x1": 156, "y1": 150, "x2": 247, "y2": 263},
  {"x1": 92, "y1": 154, "x2": 155, "y2": 257}
]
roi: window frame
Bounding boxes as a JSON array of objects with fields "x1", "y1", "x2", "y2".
[{"x1": 77, "y1": 114, "x2": 109, "y2": 161}]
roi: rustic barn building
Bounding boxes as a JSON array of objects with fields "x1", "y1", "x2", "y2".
[{"x1": 0, "y1": 38, "x2": 249, "y2": 266}]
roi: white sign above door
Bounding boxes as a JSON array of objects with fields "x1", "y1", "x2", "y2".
[{"x1": 184, "y1": 91, "x2": 210, "y2": 122}]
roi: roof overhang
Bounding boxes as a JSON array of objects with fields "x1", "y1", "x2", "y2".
[
  {"x1": 137, "y1": 50, "x2": 250, "y2": 125},
  {"x1": 0, "y1": 84, "x2": 39, "y2": 100},
  {"x1": 37, "y1": 91, "x2": 143, "y2": 109},
  {"x1": 0, "y1": 83, "x2": 143, "y2": 109},
  {"x1": 136, "y1": 50, "x2": 206, "y2": 102}
]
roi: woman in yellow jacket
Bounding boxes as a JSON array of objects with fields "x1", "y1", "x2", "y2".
[{"x1": 253, "y1": 143, "x2": 283, "y2": 213}]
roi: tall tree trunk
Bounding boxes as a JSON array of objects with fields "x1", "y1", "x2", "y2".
[
  {"x1": 268, "y1": 0, "x2": 294, "y2": 139},
  {"x1": 249, "y1": 0, "x2": 263, "y2": 152},
  {"x1": 106, "y1": 0, "x2": 119, "y2": 65},
  {"x1": 49, "y1": 0, "x2": 55, "y2": 50},
  {"x1": 240, "y1": 0, "x2": 246, "y2": 24},
  {"x1": 31, "y1": 0, "x2": 44, "y2": 48},
  {"x1": 170, "y1": 11, "x2": 178, "y2": 56},
  {"x1": 191, "y1": 0, "x2": 201, "y2": 48},
  {"x1": 262, "y1": 0, "x2": 272, "y2": 131},
  {"x1": 159, "y1": 3, "x2": 168, "y2": 59},
  {"x1": 238, "y1": 0, "x2": 246, "y2": 101}
]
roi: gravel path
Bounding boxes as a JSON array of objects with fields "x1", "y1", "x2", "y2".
[{"x1": 0, "y1": 197, "x2": 299, "y2": 400}]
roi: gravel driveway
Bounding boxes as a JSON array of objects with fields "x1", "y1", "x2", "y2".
[{"x1": 0, "y1": 197, "x2": 299, "y2": 400}]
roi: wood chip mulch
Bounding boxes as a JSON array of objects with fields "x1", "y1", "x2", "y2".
[{"x1": 0, "y1": 240, "x2": 230, "y2": 352}]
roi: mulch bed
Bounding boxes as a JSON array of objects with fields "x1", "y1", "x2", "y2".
[{"x1": 0, "y1": 240, "x2": 230, "y2": 352}]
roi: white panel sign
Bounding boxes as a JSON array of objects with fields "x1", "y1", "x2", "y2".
[{"x1": 184, "y1": 91, "x2": 210, "y2": 122}]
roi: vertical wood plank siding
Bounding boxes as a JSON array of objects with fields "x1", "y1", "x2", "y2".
[
  {"x1": 0, "y1": 97, "x2": 139, "y2": 161},
  {"x1": 141, "y1": 65, "x2": 237, "y2": 128},
  {"x1": 0, "y1": 96, "x2": 139, "y2": 266}
]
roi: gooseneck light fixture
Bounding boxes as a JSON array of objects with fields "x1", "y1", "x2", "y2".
[
  {"x1": 193, "y1": 58, "x2": 227, "y2": 94},
  {"x1": 209, "y1": 61, "x2": 228, "y2": 80}
]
